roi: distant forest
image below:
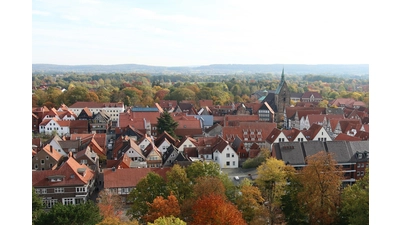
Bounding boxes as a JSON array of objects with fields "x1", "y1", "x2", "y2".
[{"x1": 32, "y1": 66, "x2": 369, "y2": 109}]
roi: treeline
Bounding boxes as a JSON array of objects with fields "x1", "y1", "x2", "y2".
[
  {"x1": 32, "y1": 153, "x2": 369, "y2": 225},
  {"x1": 32, "y1": 72, "x2": 369, "y2": 109}
]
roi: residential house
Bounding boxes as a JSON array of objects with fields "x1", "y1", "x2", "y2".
[
  {"x1": 32, "y1": 113, "x2": 40, "y2": 133},
  {"x1": 90, "y1": 110, "x2": 112, "y2": 133},
  {"x1": 222, "y1": 121, "x2": 277, "y2": 151},
  {"x1": 176, "y1": 136, "x2": 198, "y2": 152},
  {"x1": 33, "y1": 144, "x2": 64, "y2": 171},
  {"x1": 142, "y1": 143, "x2": 163, "y2": 168},
  {"x1": 68, "y1": 101, "x2": 125, "y2": 128},
  {"x1": 119, "y1": 105, "x2": 162, "y2": 136},
  {"x1": 114, "y1": 125, "x2": 145, "y2": 143},
  {"x1": 154, "y1": 131, "x2": 179, "y2": 154},
  {"x1": 282, "y1": 128, "x2": 307, "y2": 142},
  {"x1": 162, "y1": 145, "x2": 190, "y2": 167},
  {"x1": 284, "y1": 106, "x2": 326, "y2": 130},
  {"x1": 69, "y1": 120, "x2": 89, "y2": 134},
  {"x1": 223, "y1": 115, "x2": 260, "y2": 126},
  {"x1": 74, "y1": 145, "x2": 100, "y2": 177},
  {"x1": 158, "y1": 100, "x2": 178, "y2": 112},
  {"x1": 265, "y1": 128, "x2": 289, "y2": 150},
  {"x1": 256, "y1": 102, "x2": 275, "y2": 122},
  {"x1": 39, "y1": 118, "x2": 70, "y2": 136},
  {"x1": 76, "y1": 107, "x2": 93, "y2": 121},
  {"x1": 328, "y1": 98, "x2": 366, "y2": 109},
  {"x1": 204, "y1": 123, "x2": 223, "y2": 137},
  {"x1": 212, "y1": 136, "x2": 239, "y2": 168},
  {"x1": 172, "y1": 113, "x2": 203, "y2": 138},
  {"x1": 32, "y1": 153, "x2": 96, "y2": 208},
  {"x1": 301, "y1": 124, "x2": 332, "y2": 141},
  {"x1": 301, "y1": 91, "x2": 323, "y2": 102},
  {"x1": 102, "y1": 167, "x2": 171, "y2": 203},
  {"x1": 173, "y1": 102, "x2": 198, "y2": 115}
]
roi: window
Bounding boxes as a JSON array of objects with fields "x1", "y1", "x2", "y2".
[
  {"x1": 43, "y1": 199, "x2": 58, "y2": 209},
  {"x1": 76, "y1": 187, "x2": 86, "y2": 193},
  {"x1": 34, "y1": 164, "x2": 38, "y2": 169},
  {"x1": 226, "y1": 161, "x2": 230, "y2": 166},
  {"x1": 233, "y1": 161, "x2": 235, "y2": 166},
  {"x1": 41, "y1": 159, "x2": 45, "y2": 164},
  {"x1": 41, "y1": 189, "x2": 47, "y2": 194},
  {"x1": 46, "y1": 156, "x2": 49, "y2": 160},
  {"x1": 226, "y1": 153, "x2": 230, "y2": 158},
  {"x1": 231, "y1": 154, "x2": 234, "y2": 157},
  {"x1": 63, "y1": 198, "x2": 74, "y2": 205},
  {"x1": 357, "y1": 171, "x2": 360, "y2": 176},
  {"x1": 54, "y1": 188, "x2": 64, "y2": 193}
]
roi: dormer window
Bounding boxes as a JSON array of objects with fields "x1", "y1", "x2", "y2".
[{"x1": 357, "y1": 153, "x2": 363, "y2": 159}]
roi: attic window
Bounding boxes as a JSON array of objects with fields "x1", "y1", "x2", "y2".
[{"x1": 357, "y1": 153, "x2": 363, "y2": 159}]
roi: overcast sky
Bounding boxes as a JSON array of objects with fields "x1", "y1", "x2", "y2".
[{"x1": 32, "y1": 0, "x2": 375, "y2": 66}]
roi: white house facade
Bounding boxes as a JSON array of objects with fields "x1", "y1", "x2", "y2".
[{"x1": 213, "y1": 144, "x2": 239, "y2": 169}]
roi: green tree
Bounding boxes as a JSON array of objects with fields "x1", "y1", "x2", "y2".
[
  {"x1": 32, "y1": 187, "x2": 44, "y2": 225},
  {"x1": 185, "y1": 161, "x2": 220, "y2": 183},
  {"x1": 35, "y1": 201, "x2": 102, "y2": 225},
  {"x1": 157, "y1": 111, "x2": 179, "y2": 139},
  {"x1": 126, "y1": 172, "x2": 169, "y2": 223},
  {"x1": 166, "y1": 164, "x2": 193, "y2": 204},
  {"x1": 281, "y1": 172, "x2": 308, "y2": 225},
  {"x1": 255, "y1": 157, "x2": 295, "y2": 225},
  {"x1": 340, "y1": 168, "x2": 369, "y2": 225}
]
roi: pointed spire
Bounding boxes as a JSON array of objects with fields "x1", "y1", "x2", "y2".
[{"x1": 281, "y1": 67, "x2": 285, "y2": 82}]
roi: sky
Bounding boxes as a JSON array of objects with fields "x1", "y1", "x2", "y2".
[{"x1": 31, "y1": 0, "x2": 377, "y2": 67}]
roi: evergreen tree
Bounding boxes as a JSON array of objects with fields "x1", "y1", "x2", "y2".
[{"x1": 157, "y1": 111, "x2": 178, "y2": 138}]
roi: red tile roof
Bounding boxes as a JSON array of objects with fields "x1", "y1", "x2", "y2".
[
  {"x1": 32, "y1": 156, "x2": 95, "y2": 187},
  {"x1": 103, "y1": 167, "x2": 171, "y2": 189}
]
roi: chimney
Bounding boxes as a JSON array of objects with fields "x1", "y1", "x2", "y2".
[
  {"x1": 50, "y1": 145, "x2": 53, "y2": 153},
  {"x1": 112, "y1": 167, "x2": 116, "y2": 172},
  {"x1": 68, "y1": 151, "x2": 73, "y2": 158}
]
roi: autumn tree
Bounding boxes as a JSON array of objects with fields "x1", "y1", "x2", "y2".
[
  {"x1": 297, "y1": 151, "x2": 343, "y2": 225},
  {"x1": 147, "y1": 216, "x2": 186, "y2": 225},
  {"x1": 193, "y1": 176, "x2": 226, "y2": 199},
  {"x1": 157, "y1": 111, "x2": 179, "y2": 139},
  {"x1": 235, "y1": 180, "x2": 265, "y2": 224},
  {"x1": 166, "y1": 164, "x2": 193, "y2": 204},
  {"x1": 126, "y1": 172, "x2": 168, "y2": 223},
  {"x1": 255, "y1": 157, "x2": 295, "y2": 225},
  {"x1": 96, "y1": 217, "x2": 139, "y2": 225},
  {"x1": 340, "y1": 168, "x2": 369, "y2": 225},
  {"x1": 191, "y1": 194, "x2": 247, "y2": 225},
  {"x1": 143, "y1": 192, "x2": 181, "y2": 223},
  {"x1": 97, "y1": 188, "x2": 124, "y2": 219}
]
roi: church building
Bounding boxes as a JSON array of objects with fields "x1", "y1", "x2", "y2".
[{"x1": 260, "y1": 68, "x2": 291, "y2": 125}]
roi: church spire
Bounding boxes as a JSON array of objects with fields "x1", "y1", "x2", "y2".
[{"x1": 281, "y1": 67, "x2": 285, "y2": 82}]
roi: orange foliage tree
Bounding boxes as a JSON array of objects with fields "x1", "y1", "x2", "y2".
[
  {"x1": 96, "y1": 188, "x2": 124, "y2": 219},
  {"x1": 297, "y1": 151, "x2": 344, "y2": 225},
  {"x1": 143, "y1": 192, "x2": 181, "y2": 224},
  {"x1": 191, "y1": 194, "x2": 247, "y2": 225}
]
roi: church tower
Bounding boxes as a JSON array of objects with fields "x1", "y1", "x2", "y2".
[{"x1": 274, "y1": 68, "x2": 290, "y2": 124}]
